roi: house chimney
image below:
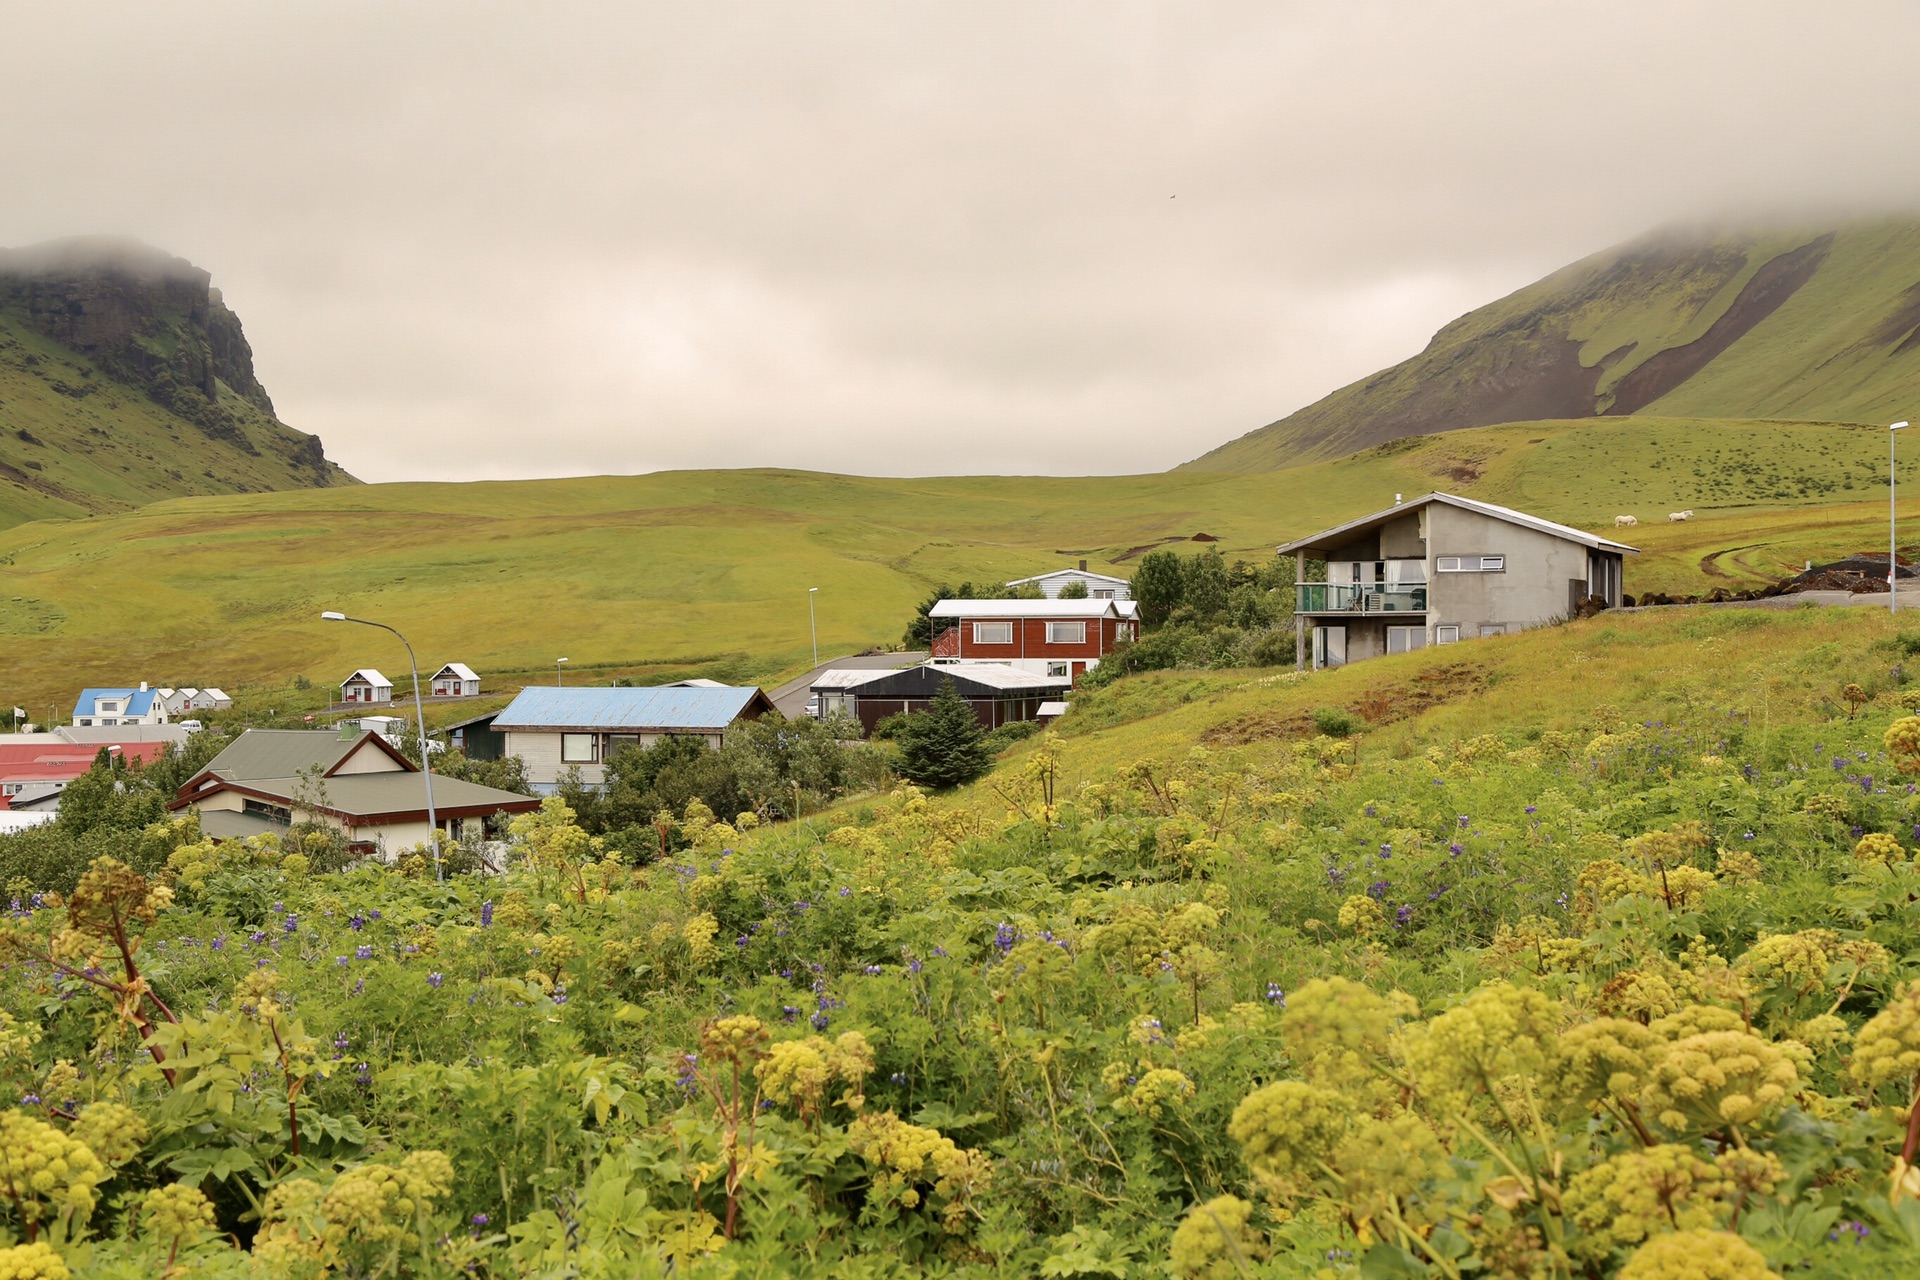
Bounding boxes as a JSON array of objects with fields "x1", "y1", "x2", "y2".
[
  {"x1": 1079, "y1": 559, "x2": 1087, "y2": 571},
  {"x1": 1394, "y1": 494, "x2": 1402, "y2": 505},
  {"x1": 139, "y1": 681, "x2": 148, "y2": 692}
]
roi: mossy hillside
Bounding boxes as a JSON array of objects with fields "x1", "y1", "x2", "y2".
[
  {"x1": 0, "y1": 311, "x2": 351, "y2": 527},
  {"x1": 5, "y1": 417, "x2": 1920, "y2": 713}
]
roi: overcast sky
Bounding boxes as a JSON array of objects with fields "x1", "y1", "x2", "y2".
[{"x1": 4, "y1": 3, "x2": 1919, "y2": 484}]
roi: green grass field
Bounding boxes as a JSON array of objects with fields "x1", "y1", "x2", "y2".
[{"x1": 4, "y1": 413, "x2": 1920, "y2": 717}]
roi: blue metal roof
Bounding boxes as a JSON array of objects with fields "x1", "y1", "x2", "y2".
[
  {"x1": 72, "y1": 687, "x2": 160, "y2": 719},
  {"x1": 490, "y1": 685, "x2": 768, "y2": 732}
]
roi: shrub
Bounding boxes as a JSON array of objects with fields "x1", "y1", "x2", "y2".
[{"x1": 1312, "y1": 706, "x2": 1360, "y2": 737}]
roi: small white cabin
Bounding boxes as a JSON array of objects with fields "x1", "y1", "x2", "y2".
[
  {"x1": 429, "y1": 663, "x2": 481, "y2": 698},
  {"x1": 340, "y1": 669, "x2": 393, "y2": 704}
]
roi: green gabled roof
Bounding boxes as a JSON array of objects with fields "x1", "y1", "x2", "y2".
[
  {"x1": 199, "y1": 729, "x2": 406, "y2": 784},
  {"x1": 233, "y1": 772, "x2": 537, "y2": 819}
]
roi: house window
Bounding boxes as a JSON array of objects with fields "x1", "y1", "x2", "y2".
[
  {"x1": 972, "y1": 622, "x2": 1013, "y2": 645},
  {"x1": 1386, "y1": 626, "x2": 1425, "y2": 655},
  {"x1": 1435, "y1": 625, "x2": 1461, "y2": 644},
  {"x1": 1435, "y1": 555, "x2": 1505, "y2": 573},
  {"x1": 561, "y1": 733, "x2": 598, "y2": 763},
  {"x1": 1479, "y1": 623, "x2": 1506, "y2": 638},
  {"x1": 1046, "y1": 621, "x2": 1087, "y2": 644},
  {"x1": 1046, "y1": 661, "x2": 1070, "y2": 678},
  {"x1": 1092, "y1": 589, "x2": 1114, "y2": 598}
]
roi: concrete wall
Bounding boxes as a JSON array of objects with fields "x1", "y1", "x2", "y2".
[{"x1": 1426, "y1": 505, "x2": 1589, "y2": 636}]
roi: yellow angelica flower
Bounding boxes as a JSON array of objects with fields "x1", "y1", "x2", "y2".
[
  {"x1": 1882, "y1": 716, "x2": 1920, "y2": 775},
  {"x1": 1639, "y1": 1028, "x2": 1798, "y2": 1134},
  {"x1": 1740, "y1": 930, "x2": 1839, "y2": 993},
  {"x1": 0, "y1": 1109, "x2": 107, "y2": 1226},
  {"x1": 1565, "y1": 1145, "x2": 1724, "y2": 1260},
  {"x1": 1544, "y1": 1017, "x2": 1656, "y2": 1117},
  {"x1": 1337, "y1": 895, "x2": 1386, "y2": 938},
  {"x1": 1853, "y1": 832, "x2": 1905, "y2": 866},
  {"x1": 142, "y1": 1182, "x2": 217, "y2": 1241},
  {"x1": 1850, "y1": 981, "x2": 1920, "y2": 1090},
  {"x1": 1400, "y1": 982, "x2": 1559, "y2": 1105},
  {"x1": 70, "y1": 1101, "x2": 146, "y2": 1166},
  {"x1": 1226, "y1": 1080, "x2": 1347, "y2": 1185},
  {"x1": 1116, "y1": 1069, "x2": 1194, "y2": 1119},
  {"x1": 0, "y1": 1242, "x2": 69, "y2": 1280},
  {"x1": 1169, "y1": 1195, "x2": 1267, "y2": 1280},
  {"x1": 1616, "y1": 1229, "x2": 1779, "y2": 1279},
  {"x1": 1280, "y1": 976, "x2": 1416, "y2": 1088}
]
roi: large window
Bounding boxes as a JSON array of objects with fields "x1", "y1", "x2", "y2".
[
  {"x1": 972, "y1": 622, "x2": 1013, "y2": 644},
  {"x1": 1436, "y1": 555, "x2": 1505, "y2": 573},
  {"x1": 1045, "y1": 621, "x2": 1087, "y2": 644},
  {"x1": 561, "y1": 733, "x2": 598, "y2": 763},
  {"x1": 1387, "y1": 626, "x2": 1426, "y2": 655}
]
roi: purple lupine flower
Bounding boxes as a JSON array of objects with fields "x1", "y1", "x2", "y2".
[
  {"x1": 210, "y1": 936, "x2": 225, "y2": 951},
  {"x1": 355, "y1": 945, "x2": 374, "y2": 960},
  {"x1": 351, "y1": 979, "x2": 364, "y2": 995},
  {"x1": 1395, "y1": 905, "x2": 1414, "y2": 928},
  {"x1": 333, "y1": 1032, "x2": 351, "y2": 1056},
  {"x1": 792, "y1": 901, "x2": 811, "y2": 912},
  {"x1": 369, "y1": 909, "x2": 382, "y2": 920},
  {"x1": 250, "y1": 930, "x2": 268, "y2": 946},
  {"x1": 283, "y1": 913, "x2": 299, "y2": 934},
  {"x1": 472, "y1": 1214, "x2": 490, "y2": 1228},
  {"x1": 348, "y1": 914, "x2": 365, "y2": 931},
  {"x1": 932, "y1": 946, "x2": 948, "y2": 957},
  {"x1": 427, "y1": 972, "x2": 444, "y2": 988},
  {"x1": 863, "y1": 965, "x2": 883, "y2": 976},
  {"x1": 1265, "y1": 982, "x2": 1285, "y2": 1006},
  {"x1": 336, "y1": 956, "x2": 351, "y2": 967},
  {"x1": 908, "y1": 957, "x2": 923, "y2": 974},
  {"x1": 1457, "y1": 815, "x2": 1470, "y2": 829},
  {"x1": 1378, "y1": 844, "x2": 1392, "y2": 858},
  {"x1": 735, "y1": 936, "x2": 749, "y2": 948},
  {"x1": 1364, "y1": 804, "x2": 1377, "y2": 817},
  {"x1": 810, "y1": 1010, "x2": 830, "y2": 1031},
  {"x1": 551, "y1": 986, "x2": 568, "y2": 1006},
  {"x1": 1448, "y1": 843, "x2": 1464, "y2": 856},
  {"x1": 1427, "y1": 886, "x2": 1448, "y2": 900},
  {"x1": 838, "y1": 886, "x2": 852, "y2": 897},
  {"x1": 480, "y1": 900, "x2": 493, "y2": 927},
  {"x1": 1524, "y1": 805, "x2": 1538, "y2": 814},
  {"x1": 889, "y1": 1072, "x2": 907, "y2": 1084},
  {"x1": 781, "y1": 1005, "x2": 800, "y2": 1021},
  {"x1": 1366, "y1": 880, "x2": 1390, "y2": 899},
  {"x1": 993, "y1": 923, "x2": 1017, "y2": 952}
]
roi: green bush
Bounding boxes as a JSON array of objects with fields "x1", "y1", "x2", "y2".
[{"x1": 1311, "y1": 705, "x2": 1360, "y2": 737}]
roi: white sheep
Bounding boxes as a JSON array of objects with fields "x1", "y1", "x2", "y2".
[
  {"x1": 1667, "y1": 510, "x2": 1693, "y2": 522},
  {"x1": 1614, "y1": 514, "x2": 1639, "y2": 527}
]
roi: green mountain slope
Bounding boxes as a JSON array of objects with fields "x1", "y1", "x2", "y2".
[
  {"x1": 0, "y1": 416, "x2": 1911, "y2": 715},
  {"x1": 0, "y1": 238, "x2": 356, "y2": 526},
  {"x1": 1183, "y1": 218, "x2": 1920, "y2": 472}
]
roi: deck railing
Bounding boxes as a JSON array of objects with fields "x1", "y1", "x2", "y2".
[{"x1": 1296, "y1": 583, "x2": 1428, "y2": 613}]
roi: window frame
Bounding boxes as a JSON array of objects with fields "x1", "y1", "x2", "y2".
[
  {"x1": 1434, "y1": 625, "x2": 1461, "y2": 644},
  {"x1": 560, "y1": 732, "x2": 598, "y2": 764},
  {"x1": 972, "y1": 621, "x2": 1014, "y2": 645},
  {"x1": 1045, "y1": 620, "x2": 1087, "y2": 644},
  {"x1": 1046, "y1": 661, "x2": 1071, "y2": 679},
  {"x1": 1435, "y1": 555, "x2": 1505, "y2": 573},
  {"x1": 1386, "y1": 625, "x2": 1426, "y2": 655}
]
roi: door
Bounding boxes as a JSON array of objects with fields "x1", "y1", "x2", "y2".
[{"x1": 1312, "y1": 625, "x2": 1347, "y2": 669}]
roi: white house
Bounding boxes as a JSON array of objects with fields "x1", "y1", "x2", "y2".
[
  {"x1": 71, "y1": 685, "x2": 169, "y2": 727},
  {"x1": 340, "y1": 670, "x2": 393, "y2": 704},
  {"x1": 155, "y1": 687, "x2": 235, "y2": 716},
  {"x1": 489, "y1": 685, "x2": 775, "y2": 791},
  {"x1": 1005, "y1": 565, "x2": 1133, "y2": 600},
  {"x1": 429, "y1": 664, "x2": 481, "y2": 698}
]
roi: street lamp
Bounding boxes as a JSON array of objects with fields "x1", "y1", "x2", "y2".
[
  {"x1": 321, "y1": 611, "x2": 441, "y2": 880},
  {"x1": 556, "y1": 657, "x2": 569, "y2": 687},
  {"x1": 808, "y1": 587, "x2": 820, "y2": 670},
  {"x1": 1894, "y1": 422, "x2": 1910, "y2": 616}
]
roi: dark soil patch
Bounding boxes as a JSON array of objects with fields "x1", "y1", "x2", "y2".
[
  {"x1": 1606, "y1": 234, "x2": 1834, "y2": 415},
  {"x1": 1200, "y1": 662, "x2": 1489, "y2": 746}
]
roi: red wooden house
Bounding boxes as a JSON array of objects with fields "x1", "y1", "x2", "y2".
[{"x1": 926, "y1": 599, "x2": 1139, "y2": 683}]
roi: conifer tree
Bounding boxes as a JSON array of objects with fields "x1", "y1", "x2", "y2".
[{"x1": 895, "y1": 679, "x2": 994, "y2": 788}]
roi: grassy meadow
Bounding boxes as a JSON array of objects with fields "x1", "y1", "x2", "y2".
[{"x1": 5, "y1": 416, "x2": 1920, "y2": 715}]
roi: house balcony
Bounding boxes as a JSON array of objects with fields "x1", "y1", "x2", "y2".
[{"x1": 1296, "y1": 583, "x2": 1428, "y2": 614}]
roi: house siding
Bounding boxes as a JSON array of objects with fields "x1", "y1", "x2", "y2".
[{"x1": 1426, "y1": 505, "x2": 1590, "y2": 635}]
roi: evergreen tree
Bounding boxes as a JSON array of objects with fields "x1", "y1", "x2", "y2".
[
  {"x1": 895, "y1": 680, "x2": 993, "y2": 789},
  {"x1": 1131, "y1": 550, "x2": 1186, "y2": 626}
]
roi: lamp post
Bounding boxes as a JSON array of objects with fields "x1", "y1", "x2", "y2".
[
  {"x1": 808, "y1": 587, "x2": 820, "y2": 670},
  {"x1": 321, "y1": 611, "x2": 441, "y2": 880},
  {"x1": 556, "y1": 657, "x2": 569, "y2": 687},
  {"x1": 1895, "y1": 422, "x2": 1910, "y2": 615}
]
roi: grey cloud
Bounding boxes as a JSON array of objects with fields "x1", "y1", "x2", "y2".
[{"x1": 4, "y1": 2, "x2": 1918, "y2": 481}]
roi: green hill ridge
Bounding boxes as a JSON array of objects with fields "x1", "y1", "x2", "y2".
[
  {"x1": 1183, "y1": 217, "x2": 1920, "y2": 472},
  {"x1": 0, "y1": 237, "x2": 357, "y2": 526}
]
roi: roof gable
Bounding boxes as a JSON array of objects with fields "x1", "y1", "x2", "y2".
[
  {"x1": 1005, "y1": 569, "x2": 1131, "y2": 587},
  {"x1": 71, "y1": 687, "x2": 160, "y2": 718},
  {"x1": 341, "y1": 669, "x2": 391, "y2": 688},
  {"x1": 433, "y1": 663, "x2": 480, "y2": 682},
  {"x1": 1275, "y1": 492, "x2": 1639, "y2": 556},
  {"x1": 188, "y1": 729, "x2": 410, "y2": 793}
]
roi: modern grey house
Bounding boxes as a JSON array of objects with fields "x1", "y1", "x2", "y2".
[{"x1": 1277, "y1": 493, "x2": 1638, "y2": 668}]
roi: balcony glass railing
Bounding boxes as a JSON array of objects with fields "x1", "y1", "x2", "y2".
[{"x1": 1296, "y1": 583, "x2": 1428, "y2": 613}]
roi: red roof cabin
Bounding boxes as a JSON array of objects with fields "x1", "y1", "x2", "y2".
[{"x1": 926, "y1": 598, "x2": 1139, "y2": 683}]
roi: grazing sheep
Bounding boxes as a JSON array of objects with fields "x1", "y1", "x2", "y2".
[
  {"x1": 1614, "y1": 514, "x2": 1639, "y2": 527},
  {"x1": 1668, "y1": 510, "x2": 1693, "y2": 522}
]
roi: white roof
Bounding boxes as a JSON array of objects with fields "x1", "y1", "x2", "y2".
[
  {"x1": 1005, "y1": 569, "x2": 1131, "y2": 587},
  {"x1": 1275, "y1": 492, "x2": 1640, "y2": 557},
  {"x1": 200, "y1": 689, "x2": 230, "y2": 701},
  {"x1": 665, "y1": 678, "x2": 728, "y2": 688},
  {"x1": 810, "y1": 668, "x2": 897, "y2": 691},
  {"x1": 434, "y1": 663, "x2": 480, "y2": 682},
  {"x1": 829, "y1": 661, "x2": 1068, "y2": 692},
  {"x1": 928, "y1": 599, "x2": 1127, "y2": 620},
  {"x1": 341, "y1": 669, "x2": 392, "y2": 687},
  {"x1": 1037, "y1": 701, "x2": 1069, "y2": 716}
]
